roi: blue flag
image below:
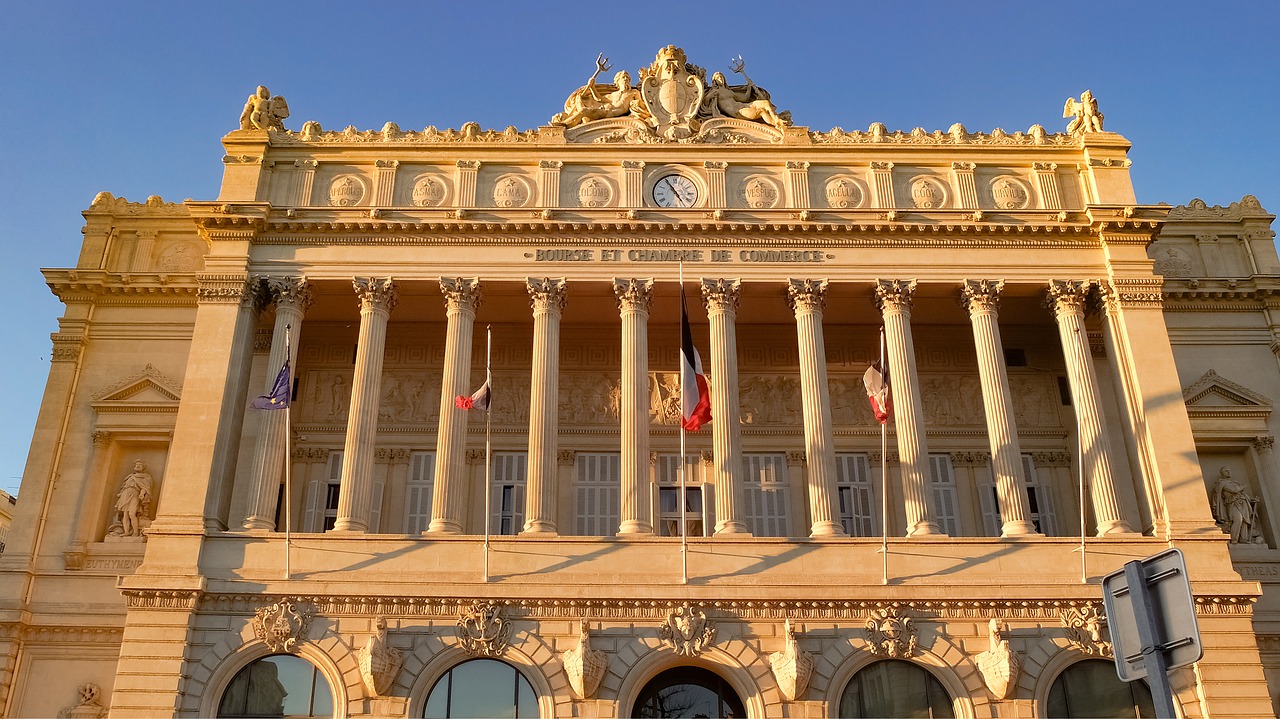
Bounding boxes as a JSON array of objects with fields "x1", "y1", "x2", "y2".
[{"x1": 251, "y1": 357, "x2": 291, "y2": 410}]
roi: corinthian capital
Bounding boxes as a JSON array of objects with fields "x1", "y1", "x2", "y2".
[
  {"x1": 526, "y1": 277, "x2": 568, "y2": 313},
  {"x1": 874, "y1": 279, "x2": 917, "y2": 313},
  {"x1": 266, "y1": 276, "x2": 314, "y2": 313},
  {"x1": 440, "y1": 277, "x2": 483, "y2": 312},
  {"x1": 1045, "y1": 279, "x2": 1089, "y2": 317},
  {"x1": 786, "y1": 278, "x2": 828, "y2": 313},
  {"x1": 960, "y1": 279, "x2": 1004, "y2": 315},
  {"x1": 701, "y1": 278, "x2": 741, "y2": 313},
  {"x1": 353, "y1": 277, "x2": 399, "y2": 312},
  {"x1": 613, "y1": 278, "x2": 654, "y2": 312}
]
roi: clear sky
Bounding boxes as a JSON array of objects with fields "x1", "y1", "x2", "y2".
[{"x1": 1, "y1": 1, "x2": 1276, "y2": 497}]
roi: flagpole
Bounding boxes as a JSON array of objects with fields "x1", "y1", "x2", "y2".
[
  {"x1": 1078, "y1": 429, "x2": 1086, "y2": 584},
  {"x1": 483, "y1": 324, "x2": 493, "y2": 583},
  {"x1": 284, "y1": 324, "x2": 292, "y2": 581},
  {"x1": 678, "y1": 264, "x2": 688, "y2": 585},
  {"x1": 879, "y1": 327, "x2": 888, "y2": 586}
]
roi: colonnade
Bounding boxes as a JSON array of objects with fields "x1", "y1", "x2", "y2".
[{"x1": 239, "y1": 276, "x2": 1137, "y2": 539}]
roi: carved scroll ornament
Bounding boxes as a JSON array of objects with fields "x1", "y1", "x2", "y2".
[
  {"x1": 458, "y1": 602, "x2": 512, "y2": 657},
  {"x1": 58, "y1": 684, "x2": 107, "y2": 719},
  {"x1": 253, "y1": 601, "x2": 312, "y2": 653},
  {"x1": 659, "y1": 604, "x2": 716, "y2": 657},
  {"x1": 1062, "y1": 605, "x2": 1112, "y2": 657},
  {"x1": 864, "y1": 606, "x2": 918, "y2": 658}
]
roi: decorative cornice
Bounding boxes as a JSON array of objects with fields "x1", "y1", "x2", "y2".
[{"x1": 85, "y1": 192, "x2": 187, "y2": 217}]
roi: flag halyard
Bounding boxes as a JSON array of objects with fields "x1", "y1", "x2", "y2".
[{"x1": 680, "y1": 288, "x2": 712, "y2": 431}]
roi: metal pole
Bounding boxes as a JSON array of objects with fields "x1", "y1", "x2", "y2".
[
  {"x1": 284, "y1": 324, "x2": 292, "y2": 581},
  {"x1": 1079, "y1": 430, "x2": 1086, "y2": 584},
  {"x1": 483, "y1": 325, "x2": 492, "y2": 583},
  {"x1": 679, "y1": 265, "x2": 688, "y2": 585},
  {"x1": 1123, "y1": 560, "x2": 1179, "y2": 718},
  {"x1": 879, "y1": 326, "x2": 888, "y2": 586}
]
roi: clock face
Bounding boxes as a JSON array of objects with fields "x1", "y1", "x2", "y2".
[{"x1": 652, "y1": 174, "x2": 699, "y2": 208}]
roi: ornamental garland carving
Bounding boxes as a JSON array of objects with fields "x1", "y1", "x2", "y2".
[
  {"x1": 458, "y1": 602, "x2": 512, "y2": 657},
  {"x1": 810, "y1": 123, "x2": 1071, "y2": 146},
  {"x1": 864, "y1": 606, "x2": 918, "y2": 657},
  {"x1": 1061, "y1": 605, "x2": 1112, "y2": 657},
  {"x1": 659, "y1": 604, "x2": 716, "y2": 656},
  {"x1": 253, "y1": 601, "x2": 312, "y2": 653},
  {"x1": 769, "y1": 619, "x2": 813, "y2": 701},
  {"x1": 562, "y1": 620, "x2": 607, "y2": 700},
  {"x1": 359, "y1": 616, "x2": 404, "y2": 697}
]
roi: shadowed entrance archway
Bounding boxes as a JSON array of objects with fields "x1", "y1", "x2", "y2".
[{"x1": 632, "y1": 665, "x2": 747, "y2": 718}]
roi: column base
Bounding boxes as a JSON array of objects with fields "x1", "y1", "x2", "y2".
[
  {"x1": 809, "y1": 521, "x2": 848, "y2": 538},
  {"x1": 332, "y1": 519, "x2": 367, "y2": 533},
  {"x1": 242, "y1": 516, "x2": 275, "y2": 531},
  {"x1": 1000, "y1": 520, "x2": 1040, "y2": 537},
  {"x1": 1095, "y1": 519, "x2": 1138, "y2": 536},
  {"x1": 520, "y1": 525, "x2": 558, "y2": 537},
  {"x1": 426, "y1": 519, "x2": 463, "y2": 534},
  {"x1": 714, "y1": 521, "x2": 752, "y2": 536},
  {"x1": 906, "y1": 521, "x2": 946, "y2": 537},
  {"x1": 617, "y1": 521, "x2": 654, "y2": 536}
]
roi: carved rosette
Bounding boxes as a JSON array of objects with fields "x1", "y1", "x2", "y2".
[
  {"x1": 874, "y1": 279, "x2": 917, "y2": 314},
  {"x1": 527, "y1": 277, "x2": 568, "y2": 314},
  {"x1": 659, "y1": 604, "x2": 716, "y2": 657},
  {"x1": 975, "y1": 618, "x2": 1021, "y2": 700},
  {"x1": 786, "y1": 278, "x2": 828, "y2": 313},
  {"x1": 353, "y1": 277, "x2": 399, "y2": 313},
  {"x1": 1045, "y1": 279, "x2": 1089, "y2": 317},
  {"x1": 265, "y1": 276, "x2": 314, "y2": 313},
  {"x1": 562, "y1": 620, "x2": 607, "y2": 700},
  {"x1": 458, "y1": 602, "x2": 512, "y2": 657},
  {"x1": 769, "y1": 619, "x2": 813, "y2": 701},
  {"x1": 613, "y1": 278, "x2": 655, "y2": 312},
  {"x1": 960, "y1": 279, "x2": 1004, "y2": 315},
  {"x1": 1061, "y1": 605, "x2": 1112, "y2": 657},
  {"x1": 700, "y1": 278, "x2": 741, "y2": 313},
  {"x1": 440, "y1": 277, "x2": 483, "y2": 313},
  {"x1": 864, "y1": 606, "x2": 918, "y2": 657},
  {"x1": 253, "y1": 601, "x2": 312, "y2": 653},
  {"x1": 359, "y1": 617, "x2": 404, "y2": 697}
]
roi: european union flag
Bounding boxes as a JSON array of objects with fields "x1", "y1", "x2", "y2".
[{"x1": 251, "y1": 358, "x2": 291, "y2": 410}]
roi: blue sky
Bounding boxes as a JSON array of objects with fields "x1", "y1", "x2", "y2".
[{"x1": 1, "y1": 1, "x2": 1276, "y2": 496}]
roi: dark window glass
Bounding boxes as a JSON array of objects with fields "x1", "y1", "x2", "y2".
[
  {"x1": 1004, "y1": 348, "x2": 1027, "y2": 366},
  {"x1": 1046, "y1": 659, "x2": 1156, "y2": 717},
  {"x1": 423, "y1": 658, "x2": 537, "y2": 719},
  {"x1": 839, "y1": 660, "x2": 954, "y2": 718},
  {"x1": 632, "y1": 666, "x2": 745, "y2": 718},
  {"x1": 217, "y1": 654, "x2": 333, "y2": 718}
]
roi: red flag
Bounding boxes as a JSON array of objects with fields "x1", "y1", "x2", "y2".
[
  {"x1": 680, "y1": 289, "x2": 712, "y2": 431},
  {"x1": 454, "y1": 379, "x2": 491, "y2": 411},
  {"x1": 863, "y1": 360, "x2": 891, "y2": 424}
]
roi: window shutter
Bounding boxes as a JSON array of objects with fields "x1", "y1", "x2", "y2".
[
  {"x1": 836, "y1": 454, "x2": 876, "y2": 537},
  {"x1": 405, "y1": 451, "x2": 434, "y2": 534},
  {"x1": 303, "y1": 478, "x2": 324, "y2": 533},
  {"x1": 1023, "y1": 454, "x2": 1056, "y2": 535},
  {"x1": 928, "y1": 454, "x2": 959, "y2": 536},
  {"x1": 368, "y1": 474, "x2": 385, "y2": 533},
  {"x1": 980, "y1": 481, "x2": 1002, "y2": 537},
  {"x1": 491, "y1": 452, "x2": 528, "y2": 535},
  {"x1": 741, "y1": 454, "x2": 789, "y2": 537},
  {"x1": 574, "y1": 453, "x2": 621, "y2": 536}
]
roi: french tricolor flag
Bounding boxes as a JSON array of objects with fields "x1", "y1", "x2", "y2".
[
  {"x1": 863, "y1": 359, "x2": 891, "y2": 424},
  {"x1": 680, "y1": 288, "x2": 712, "y2": 432}
]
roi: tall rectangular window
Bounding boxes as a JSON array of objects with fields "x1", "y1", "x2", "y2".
[
  {"x1": 574, "y1": 452, "x2": 621, "y2": 536},
  {"x1": 404, "y1": 451, "x2": 435, "y2": 534},
  {"x1": 303, "y1": 450, "x2": 343, "y2": 533},
  {"x1": 742, "y1": 453, "x2": 790, "y2": 537},
  {"x1": 835, "y1": 453, "x2": 877, "y2": 537},
  {"x1": 981, "y1": 455, "x2": 1057, "y2": 536},
  {"x1": 656, "y1": 454, "x2": 704, "y2": 537},
  {"x1": 928, "y1": 453, "x2": 959, "y2": 536},
  {"x1": 490, "y1": 452, "x2": 527, "y2": 536}
]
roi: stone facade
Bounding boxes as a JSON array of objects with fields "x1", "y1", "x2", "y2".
[{"x1": 1, "y1": 46, "x2": 1278, "y2": 718}]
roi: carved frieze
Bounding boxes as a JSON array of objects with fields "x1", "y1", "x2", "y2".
[
  {"x1": 458, "y1": 602, "x2": 512, "y2": 657},
  {"x1": 562, "y1": 620, "x2": 607, "y2": 700},
  {"x1": 659, "y1": 604, "x2": 716, "y2": 657},
  {"x1": 864, "y1": 606, "x2": 918, "y2": 657},
  {"x1": 1061, "y1": 605, "x2": 1112, "y2": 657},
  {"x1": 769, "y1": 619, "x2": 813, "y2": 701},
  {"x1": 253, "y1": 601, "x2": 312, "y2": 653},
  {"x1": 358, "y1": 617, "x2": 404, "y2": 697}
]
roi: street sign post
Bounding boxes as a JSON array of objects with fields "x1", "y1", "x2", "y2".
[{"x1": 1101, "y1": 548, "x2": 1202, "y2": 719}]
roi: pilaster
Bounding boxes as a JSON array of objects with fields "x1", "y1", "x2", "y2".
[
  {"x1": 622, "y1": 161, "x2": 645, "y2": 208},
  {"x1": 950, "y1": 162, "x2": 978, "y2": 209},
  {"x1": 455, "y1": 161, "x2": 480, "y2": 208},
  {"x1": 703, "y1": 161, "x2": 727, "y2": 208},
  {"x1": 786, "y1": 161, "x2": 810, "y2": 209},
  {"x1": 871, "y1": 162, "x2": 895, "y2": 208},
  {"x1": 1033, "y1": 162, "x2": 1062, "y2": 210},
  {"x1": 539, "y1": 160, "x2": 563, "y2": 208},
  {"x1": 373, "y1": 160, "x2": 398, "y2": 206}
]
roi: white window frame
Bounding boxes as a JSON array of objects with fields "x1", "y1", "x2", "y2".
[
  {"x1": 574, "y1": 452, "x2": 621, "y2": 536},
  {"x1": 656, "y1": 454, "x2": 707, "y2": 537},
  {"x1": 980, "y1": 455, "x2": 1057, "y2": 536},
  {"x1": 742, "y1": 453, "x2": 790, "y2": 537},
  {"x1": 928, "y1": 453, "x2": 959, "y2": 536},
  {"x1": 835, "y1": 453, "x2": 878, "y2": 537},
  {"x1": 303, "y1": 450, "x2": 343, "y2": 533},
  {"x1": 404, "y1": 450, "x2": 435, "y2": 534},
  {"x1": 490, "y1": 452, "x2": 527, "y2": 536}
]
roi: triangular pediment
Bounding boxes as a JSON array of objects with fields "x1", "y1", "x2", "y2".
[
  {"x1": 1183, "y1": 369, "x2": 1272, "y2": 408},
  {"x1": 92, "y1": 364, "x2": 182, "y2": 408}
]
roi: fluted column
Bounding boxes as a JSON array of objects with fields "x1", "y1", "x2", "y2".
[
  {"x1": 874, "y1": 279, "x2": 944, "y2": 537},
  {"x1": 960, "y1": 279, "x2": 1036, "y2": 536},
  {"x1": 701, "y1": 279, "x2": 750, "y2": 535},
  {"x1": 1046, "y1": 280, "x2": 1134, "y2": 535},
  {"x1": 428, "y1": 278, "x2": 483, "y2": 534},
  {"x1": 788, "y1": 279, "x2": 845, "y2": 537},
  {"x1": 523, "y1": 278, "x2": 567, "y2": 535},
  {"x1": 243, "y1": 277, "x2": 313, "y2": 530},
  {"x1": 615, "y1": 278, "x2": 655, "y2": 535},
  {"x1": 333, "y1": 277, "x2": 398, "y2": 532}
]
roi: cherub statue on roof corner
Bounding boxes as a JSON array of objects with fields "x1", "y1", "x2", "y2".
[
  {"x1": 1063, "y1": 90, "x2": 1104, "y2": 135},
  {"x1": 239, "y1": 85, "x2": 290, "y2": 131}
]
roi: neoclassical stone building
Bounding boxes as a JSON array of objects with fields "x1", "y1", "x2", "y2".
[{"x1": 2, "y1": 46, "x2": 1279, "y2": 717}]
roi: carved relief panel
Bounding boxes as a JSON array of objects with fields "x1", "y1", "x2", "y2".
[
  {"x1": 988, "y1": 175, "x2": 1033, "y2": 210},
  {"x1": 823, "y1": 175, "x2": 865, "y2": 209}
]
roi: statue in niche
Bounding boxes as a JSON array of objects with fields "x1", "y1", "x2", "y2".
[
  {"x1": 1063, "y1": 90, "x2": 1104, "y2": 135},
  {"x1": 551, "y1": 54, "x2": 648, "y2": 127},
  {"x1": 239, "y1": 85, "x2": 290, "y2": 131},
  {"x1": 107, "y1": 460, "x2": 154, "y2": 538},
  {"x1": 651, "y1": 373, "x2": 681, "y2": 425},
  {"x1": 328, "y1": 374, "x2": 349, "y2": 419},
  {"x1": 701, "y1": 57, "x2": 792, "y2": 130},
  {"x1": 58, "y1": 683, "x2": 107, "y2": 719},
  {"x1": 1211, "y1": 467, "x2": 1265, "y2": 544}
]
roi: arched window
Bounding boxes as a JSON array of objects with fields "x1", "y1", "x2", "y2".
[
  {"x1": 632, "y1": 666, "x2": 746, "y2": 718},
  {"x1": 217, "y1": 654, "x2": 334, "y2": 718},
  {"x1": 423, "y1": 658, "x2": 537, "y2": 718},
  {"x1": 839, "y1": 659, "x2": 955, "y2": 718},
  {"x1": 1045, "y1": 659, "x2": 1156, "y2": 717}
]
